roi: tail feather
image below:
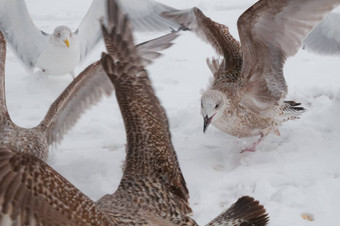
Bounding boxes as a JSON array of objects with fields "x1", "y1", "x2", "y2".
[
  {"x1": 282, "y1": 100, "x2": 305, "y2": 113},
  {"x1": 206, "y1": 196, "x2": 269, "y2": 226}
]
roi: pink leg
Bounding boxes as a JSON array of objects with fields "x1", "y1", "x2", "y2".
[{"x1": 241, "y1": 133, "x2": 264, "y2": 153}]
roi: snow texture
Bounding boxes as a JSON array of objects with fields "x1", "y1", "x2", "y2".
[{"x1": 4, "y1": 0, "x2": 340, "y2": 225}]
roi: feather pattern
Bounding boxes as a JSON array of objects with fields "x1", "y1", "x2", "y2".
[
  {"x1": 207, "y1": 196, "x2": 269, "y2": 226},
  {"x1": 0, "y1": 0, "x2": 47, "y2": 71},
  {"x1": 0, "y1": 0, "x2": 270, "y2": 225},
  {"x1": 99, "y1": 1, "x2": 269, "y2": 225},
  {"x1": 163, "y1": 7, "x2": 242, "y2": 73},
  {"x1": 238, "y1": 0, "x2": 340, "y2": 113},
  {"x1": 0, "y1": 147, "x2": 113, "y2": 225},
  {"x1": 99, "y1": 0, "x2": 191, "y2": 219},
  {"x1": 0, "y1": 20, "x2": 178, "y2": 161},
  {"x1": 37, "y1": 61, "x2": 112, "y2": 146}
]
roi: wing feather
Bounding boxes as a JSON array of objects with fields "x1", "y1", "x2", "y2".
[
  {"x1": 163, "y1": 7, "x2": 242, "y2": 72},
  {"x1": 77, "y1": 0, "x2": 107, "y2": 61},
  {"x1": 303, "y1": 12, "x2": 340, "y2": 55},
  {"x1": 38, "y1": 23, "x2": 179, "y2": 147},
  {"x1": 37, "y1": 61, "x2": 113, "y2": 146},
  {"x1": 0, "y1": 148, "x2": 111, "y2": 225},
  {"x1": 136, "y1": 31, "x2": 179, "y2": 66},
  {"x1": 100, "y1": 0, "x2": 191, "y2": 219},
  {"x1": 206, "y1": 196, "x2": 269, "y2": 226},
  {"x1": 77, "y1": 0, "x2": 182, "y2": 62},
  {"x1": 0, "y1": 0, "x2": 48, "y2": 70},
  {"x1": 238, "y1": 0, "x2": 340, "y2": 113},
  {"x1": 117, "y1": 0, "x2": 181, "y2": 32}
]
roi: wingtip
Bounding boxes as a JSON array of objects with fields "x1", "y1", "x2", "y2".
[{"x1": 208, "y1": 196, "x2": 269, "y2": 226}]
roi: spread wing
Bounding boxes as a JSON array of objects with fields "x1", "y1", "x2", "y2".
[
  {"x1": 136, "y1": 31, "x2": 179, "y2": 66},
  {"x1": 0, "y1": 148, "x2": 111, "y2": 225},
  {"x1": 0, "y1": 0, "x2": 48, "y2": 71},
  {"x1": 76, "y1": 0, "x2": 107, "y2": 61},
  {"x1": 99, "y1": 0, "x2": 191, "y2": 221},
  {"x1": 303, "y1": 12, "x2": 340, "y2": 55},
  {"x1": 37, "y1": 61, "x2": 113, "y2": 146},
  {"x1": 116, "y1": 0, "x2": 181, "y2": 32},
  {"x1": 237, "y1": 0, "x2": 340, "y2": 114},
  {"x1": 77, "y1": 0, "x2": 181, "y2": 62},
  {"x1": 37, "y1": 28, "x2": 179, "y2": 147},
  {"x1": 163, "y1": 7, "x2": 242, "y2": 73}
]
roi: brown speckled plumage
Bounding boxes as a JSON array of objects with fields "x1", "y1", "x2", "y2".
[
  {"x1": 0, "y1": 0, "x2": 269, "y2": 225},
  {"x1": 164, "y1": 0, "x2": 340, "y2": 151},
  {"x1": 99, "y1": 0, "x2": 268, "y2": 225}
]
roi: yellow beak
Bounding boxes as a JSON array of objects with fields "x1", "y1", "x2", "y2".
[{"x1": 63, "y1": 38, "x2": 70, "y2": 48}]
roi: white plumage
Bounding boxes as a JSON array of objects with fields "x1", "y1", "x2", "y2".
[
  {"x1": 304, "y1": 12, "x2": 340, "y2": 56},
  {"x1": 0, "y1": 0, "x2": 181, "y2": 75}
]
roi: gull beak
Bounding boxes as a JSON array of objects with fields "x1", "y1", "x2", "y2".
[
  {"x1": 203, "y1": 115, "x2": 213, "y2": 133},
  {"x1": 64, "y1": 38, "x2": 70, "y2": 48}
]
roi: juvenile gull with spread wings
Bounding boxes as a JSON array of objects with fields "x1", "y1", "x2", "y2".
[
  {"x1": 0, "y1": 24, "x2": 179, "y2": 161},
  {"x1": 0, "y1": 0, "x2": 182, "y2": 76},
  {"x1": 163, "y1": 0, "x2": 340, "y2": 152},
  {"x1": 99, "y1": 0, "x2": 268, "y2": 224},
  {"x1": 0, "y1": 0, "x2": 269, "y2": 224}
]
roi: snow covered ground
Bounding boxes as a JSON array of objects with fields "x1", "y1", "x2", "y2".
[{"x1": 4, "y1": 0, "x2": 340, "y2": 225}]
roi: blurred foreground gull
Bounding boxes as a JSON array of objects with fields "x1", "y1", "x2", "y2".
[
  {"x1": 0, "y1": 0, "x2": 269, "y2": 225},
  {"x1": 304, "y1": 12, "x2": 340, "y2": 56},
  {"x1": 0, "y1": 22, "x2": 179, "y2": 161},
  {"x1": 0, "y1": 0, "x2": 182, "y2": 76},
  {"x1": 163, "y1": 0, "x2": 340, "y2": 152}
]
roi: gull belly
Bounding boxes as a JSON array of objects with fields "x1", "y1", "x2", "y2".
[{"x1": 36, "y1": 38, "x2": 80, "y2": 75}]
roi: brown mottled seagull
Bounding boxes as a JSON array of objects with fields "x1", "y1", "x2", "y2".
[
  {"x1": 0, "y1": 23, "x2": 179, "y2": 161},
  {"x1": 163, "y1": 0, "x2": 340, "y2": 152},
  {"x1": 99, "y1": 0, "x2": 269, "y2": 225},
  {"x1": 0, "y1": 0, "x2": 269, "y2": 225}
]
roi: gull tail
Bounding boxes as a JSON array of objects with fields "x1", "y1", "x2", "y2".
[
  {"x1": 281, "y1": 100, "x2": 305, "y2": 121},
  {"x1": 206, "y1": 196, "x2": 269, "y2": 226}
]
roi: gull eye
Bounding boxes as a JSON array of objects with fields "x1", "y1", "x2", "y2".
[
  {"x1": 56, "y1": 32, "x2": 61, "y2": 38},
  {"x1": 215, "y1": 104, "x2": 219, "y2": 109}
]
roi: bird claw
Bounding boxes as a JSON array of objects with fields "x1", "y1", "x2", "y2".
[{"x1": 240, "y1": 132, "x2": 264, "y2": 153}]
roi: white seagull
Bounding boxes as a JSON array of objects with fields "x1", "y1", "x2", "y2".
[{"x1": 0, "y1": 0, "x2": 181, "y2": 76}]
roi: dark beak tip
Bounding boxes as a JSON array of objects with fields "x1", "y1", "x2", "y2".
[{"x1": 203, "y1": 115, "x2": 210, "y2": 133}]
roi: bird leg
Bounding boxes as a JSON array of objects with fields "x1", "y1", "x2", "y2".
[{"x1": 240, "y1": 132, "x2": 264, "y2": 153}]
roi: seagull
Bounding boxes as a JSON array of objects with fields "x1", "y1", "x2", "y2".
[
  {"x1": 0, "y1": 0, "x2": 269, "y2": 224},
  {"x1": 303, "y1": 12, "x2": 340, "y2": 56},
  {"x1": 0, "y1": 22, "x2": 180, "y2": 161},
  {"x1": 163, "y1": 0, "x2": 340, "y2": 152},
  {"x1": 0, "y1": 0, "x2": 182, "y2": 76}
]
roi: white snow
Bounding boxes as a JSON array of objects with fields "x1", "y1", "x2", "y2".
[{"x1": 4, "y1": 0, "x2": 340, "y2": 225}]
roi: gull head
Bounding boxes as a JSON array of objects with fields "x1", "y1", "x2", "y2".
[
  {"x1": 201, "y1": 90, "x2": 228, "y2": 133},
  {"x1": 52, "y1": 26, "x2": 74, "y2": 48}
]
